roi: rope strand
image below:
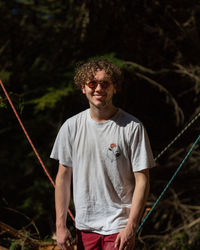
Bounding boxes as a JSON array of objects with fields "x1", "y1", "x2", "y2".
[
  {"x1": 137, "y1": 133, "x2": 200, "y2": 233},
  {"x1": 2, "y1": 79, "x2": 200, "y2": 231},
  {"x1": 0, "y1": 80, "x2": 75, "y2": 221},
  {"x1": 155, "y1": 111, "x2": 200, "y2": 161}
]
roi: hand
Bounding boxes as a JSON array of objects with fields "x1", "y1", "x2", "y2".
[
  {"x1": 56, "y1": 227, "x2": 74, "y2": 250},
  {"x1": 114, "y1": 225, "x2": 136, "y2": 250}
]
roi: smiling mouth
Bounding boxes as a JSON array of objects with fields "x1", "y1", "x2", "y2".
[{"x1": 94, "y1": 95, "x2": 105, "y2": 99}]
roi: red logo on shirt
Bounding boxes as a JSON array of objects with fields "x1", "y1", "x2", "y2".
[
  {"x1": 108, "y1": 143, "x2": 121, "y2": 161},
  {"x1": 110, "y1": 143, "x2": 117, "y2": 149}
]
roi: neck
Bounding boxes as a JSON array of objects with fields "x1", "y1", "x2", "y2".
[{"x1": 89, "y1": 105, "x2": 118, "y2": 123}]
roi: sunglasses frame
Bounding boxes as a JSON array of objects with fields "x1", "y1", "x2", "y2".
[{"x1": 85, "y1": 80, "x2": 111, "y2": 89}]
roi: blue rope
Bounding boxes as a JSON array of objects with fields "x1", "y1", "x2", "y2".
[{"x1": 137, "y1": 134, "x2": 200, "y2": 233}]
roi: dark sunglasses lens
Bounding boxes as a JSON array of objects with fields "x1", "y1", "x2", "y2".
[{"x1": 101, "y1": 81, "x2": 110, "y2": 88}]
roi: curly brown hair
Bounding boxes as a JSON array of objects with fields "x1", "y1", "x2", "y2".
[{"x1": 74, "y1": 59, "x2": 122, "y2": 89}]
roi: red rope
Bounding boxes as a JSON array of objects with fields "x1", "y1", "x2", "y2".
[{"x1": 0, "y1": 80, "x2": 75, "y2": 222}]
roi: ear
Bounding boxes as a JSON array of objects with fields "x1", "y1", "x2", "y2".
[
  {"x1": 81, "y1": 84, "x2": 86, "y2": 94},
  {"x1": 113, "y1": 86, "x2": 117, "y2": 94}
]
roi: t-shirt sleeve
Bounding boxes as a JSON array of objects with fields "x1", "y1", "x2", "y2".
[
  {"x1": 130, "y1": 123, "x2": 155, "y2": 172},
  {"x1": 50, "y1": 122, "x2": 72, "y2": 167}
]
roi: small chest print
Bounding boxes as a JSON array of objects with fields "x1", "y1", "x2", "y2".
[{"x1": 107, "y1": 143, "x2": 121, "y2": 162}]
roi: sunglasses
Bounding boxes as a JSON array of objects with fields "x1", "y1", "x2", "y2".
[{"x1": 85, "y1": 80, "x2": 111, "y2": 89}]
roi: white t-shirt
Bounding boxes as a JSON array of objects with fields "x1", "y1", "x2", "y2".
[{"x1": 50, "y1": 108, "x2": 155, "y2": 234}]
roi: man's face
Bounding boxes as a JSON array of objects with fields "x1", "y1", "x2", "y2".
[{"x1": 81, "y1": 70, "x2": 116, "y2": 109}]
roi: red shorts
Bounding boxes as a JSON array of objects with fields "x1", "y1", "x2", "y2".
[{"x1": 76, "y1": 229, "x2": 119, "y2": 250}]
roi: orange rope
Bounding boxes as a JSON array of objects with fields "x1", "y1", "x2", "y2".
[{"x1": 0, "y1": 80, "x2": 75, "y2": 222}]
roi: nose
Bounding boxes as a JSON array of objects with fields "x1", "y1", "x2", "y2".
[{"x1": 95, "y1": 83, "x2": 103, "y2": 91}]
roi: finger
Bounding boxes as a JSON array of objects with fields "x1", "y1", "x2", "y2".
[
  {"x1": 67, "y1": 237, "x2": 74, "y2": 248},
  {"x1": 57, "y1": 243, "x2": 62, "y2": 249},
  {"x1": 120, "y1": 240, "x2": 128, "y2": 250},
  {"x1": 119, "y1": 240, "x2": 124, "y2": 250},
  {"x1": 114, "y1": 234, "x2": 120, "y2": 248},
  {"x1": 66, "y1": 231, "x2": 73, "y2": 245},
  {"x1": 65, "y1": 243, "x2": 70, "y2": 250},
  {"x1": 66, "y1": 244, "x2": 73, "y2": 250},
  {"x1": 69, "y1": 235, "x2": 74, "y2": 245},
  {"x1": 57, "y1": 242, "x2": 67, "y2": 249},
  {"x1": 58, "y1": 241, "x2": 71, "y2": 250},
  {"x1": 60, "y1": 244, "x2": 68, "y2": 250}
]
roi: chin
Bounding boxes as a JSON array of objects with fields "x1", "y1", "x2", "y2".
[{"x1": 90, "y1": 101, "x2": 107, "y2": 108}]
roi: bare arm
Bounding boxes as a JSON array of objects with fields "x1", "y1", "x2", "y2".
[
  {"x1": 115, "y1": 169, "x2": 150, "y2": 250},
  {"x1": 55, "y1": 164, "x2": 73, "y2": 250}
]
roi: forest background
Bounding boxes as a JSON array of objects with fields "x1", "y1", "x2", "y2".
[{"x1": 0, "y1": 1, "x2": 200, "y2": 249}]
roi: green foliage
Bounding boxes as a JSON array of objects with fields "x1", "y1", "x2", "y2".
[
  {"x1": 0, "y1": 0, "x2": 200, "y2": 249},
  {"x1": 190, "y1": 227, "x2": 200, "y2": 250},
  {"x1": 157, "y1": 231, "x2": 199, "y2": 250},
  {"x1": 0, "y1": 71, "x2": 11, "y2": 83},
  {"x1": 9, "y1": 240, "x2": 31, "y2": 250},
  {"x1": 89, "y1": 53, "x2": 124, "y2": 67},
  {"x1": 0, "y1": 95, "x2": 7, "y2": 108},
  {"x1": 171, "y1": 232, "x2": 190, "y2": 250},
  {"x1": 17, "y1": 178, "x2": 53, "y2": 221},
  {"x1": 9, "y1": 241, "x2": 21, "y2": 250},
  {"x1": 29, "y1": 85, "x2": 74, "y2": 112}
]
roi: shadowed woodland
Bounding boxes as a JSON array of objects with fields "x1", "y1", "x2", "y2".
[{"x1": 0, "y1": 1, "x2": 200, "y2": 249}]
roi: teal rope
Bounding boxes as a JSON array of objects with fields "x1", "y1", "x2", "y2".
[{"x1": 137, "y1": 134, "x2": 200, "y2": 233}]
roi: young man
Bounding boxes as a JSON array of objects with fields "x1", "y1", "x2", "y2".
[{"x1": 50, "y1": 59, "x2": 155, "y2": 250}]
